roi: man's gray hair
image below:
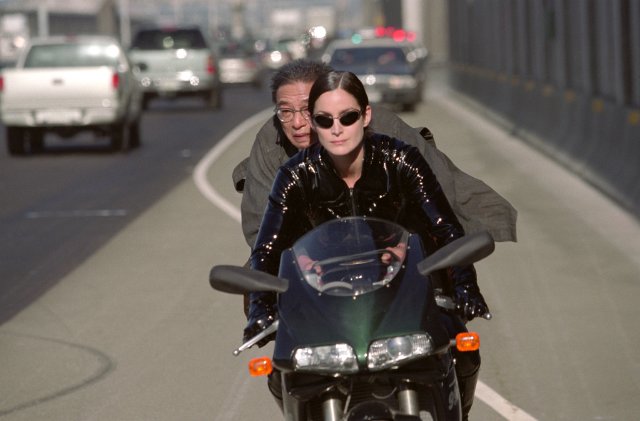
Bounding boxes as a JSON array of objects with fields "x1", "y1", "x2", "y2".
[{"x1": 270, "y1": 59, "x2": 334, "y2": 103}]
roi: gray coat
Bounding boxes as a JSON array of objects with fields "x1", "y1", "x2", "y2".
[{"x1": 232, "y1": 105, "x2": 517, "y2": 248}]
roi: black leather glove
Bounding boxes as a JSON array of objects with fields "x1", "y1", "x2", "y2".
[
  {"x1": 243, "y1": 291, "x2": 277, "y2": 347},
  {"x1": 453, "y1": 281, "x2": 489, "y2": 321}
]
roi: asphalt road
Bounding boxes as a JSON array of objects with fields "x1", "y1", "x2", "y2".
[
  {"x1": 0, "y1": 85, "x2": 271, "y2": 325},
  {"x1": 1, "y1": 69, "x2": 639, "y2": 420}
]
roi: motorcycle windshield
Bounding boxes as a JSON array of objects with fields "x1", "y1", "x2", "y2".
[
  {"x1": 291, "y1": 217, "x2": 409, "y2": 297},
  {"x1": 276, "y1": 217, "x2": 448, "y2": 370}
]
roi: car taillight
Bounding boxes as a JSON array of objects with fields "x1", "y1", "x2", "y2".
[
  {"x1": 112, "y1": 72, "x2": 120, "y2": 89},
  {"x1": 207, "y1": 56, "x2": 216, "y2": 74},
  {"x1": 0, "y1": 75, "x2": 4, "y2": 92}
]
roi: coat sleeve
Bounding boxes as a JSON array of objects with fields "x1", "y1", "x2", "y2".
[
  {"x1": 250, "y1": 167, "x2": 305, "y2": 276},
  {"x1": 399, "y1": 144, "x2": 477, "y2": 286},
  {"x1": 369, "y1": 105, "x2": 517, "y2": 242},
  {"x1": 239, "y1": 119, "x2": 287, "y2": 249}
]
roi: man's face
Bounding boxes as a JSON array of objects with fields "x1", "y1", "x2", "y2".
[{"x1": 275, "y1": 81, "x2": 315, "y2": 150}]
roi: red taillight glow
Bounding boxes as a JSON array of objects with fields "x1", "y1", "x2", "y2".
[
  {"x1": 0, "y1": 75, "x2": 4, "y2": 92},
  {"x1": 112, "y1": 72, "x2": 120, "y2": 89},
  {"x1": 207, "y1": 56, "x2": 216, "y2": 74}
]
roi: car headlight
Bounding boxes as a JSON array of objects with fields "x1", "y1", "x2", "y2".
[
  {"x1": 294, "y1": 343, "x2": 359, "y2": 374},
  {"x1": 367, "y1": 333, "x2": 434, "y2": 370},
  {"x1": 389, "y1": 75, "x2": 417, "y2": 89}
]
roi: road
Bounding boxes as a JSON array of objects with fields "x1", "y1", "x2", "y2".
[
  {"x1": 0, "y1": 86, "x2": 271, "y2": 325},
  {"x1": 1, "y1": 69, "x2": 639, "y2": 420}
]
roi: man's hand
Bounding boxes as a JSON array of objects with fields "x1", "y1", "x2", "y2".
[
  {"x1": 453, "y1": 281, "x2": 489, "y2": 321},
  {"x1": 243, "y1": 313, "x2": 276, "y2": 347},
  {"x1": 297, "y1": 255, "x2": 320, "y2": 273},
  {"x1": 381, "y1": 242, "x2": 407, "y2": 264}
]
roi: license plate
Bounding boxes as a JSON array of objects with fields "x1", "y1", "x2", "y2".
[
  {"x1": 36, "y1": 109, "x2": 82, "y2": 125},
  {"x1": 157, "y1": 80, "x2": 181, "y2": 91}
]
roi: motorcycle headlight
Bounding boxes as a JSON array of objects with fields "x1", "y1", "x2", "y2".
[
  {"x1": 294, "y1": 343, "x2": 359, "y2": 374},
  {"x1": 367, "y1": 333, "x2": 434, "y2": 370}
]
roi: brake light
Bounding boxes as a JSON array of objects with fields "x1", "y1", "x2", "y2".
[
  {"x1": 112, "y1": 72, "x2": 120, "y2": 89},
  {"x1": 456, "y1": 332, "x2": 480, "y2": 352},
  {"x1": 207, "y1": 56, "x2": 216, "y2": 74},
  {"x1": 248, "y1": 357, "x2": 273, "y2": 376},
  {"x1": 0, "y1": 75, "x2": 3, "y2": 91}
]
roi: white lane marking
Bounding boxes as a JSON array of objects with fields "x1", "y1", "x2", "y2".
[
  {"x1": 476, "y1": 382, "x2": 537, "y2": 420},
  {"x1": 25, "y1": 209, "x2": 128, "y2": 219},
  {"x1": 193, "y1": 107, "x2": 538, "y2": 420},
  {"x1": 193, "y1": 108, "x2": 273, "y2": 224}
]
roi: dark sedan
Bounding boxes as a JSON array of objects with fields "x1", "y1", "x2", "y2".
[{"x1": 322, "y1": 38, "x2": 427, "y2": 111}]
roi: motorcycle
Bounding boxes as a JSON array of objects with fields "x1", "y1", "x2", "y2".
[{"x1": 210, "y1": 216, "x2": 494, "y2": 421}]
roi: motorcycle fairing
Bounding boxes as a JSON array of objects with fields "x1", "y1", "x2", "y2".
[{"x1": 273, "y1": 234, "x2": 450, "y2": 371}]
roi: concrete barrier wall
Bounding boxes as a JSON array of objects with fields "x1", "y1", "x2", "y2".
[{"x1": 450, "y1": 67, "x2": 640, "y2": 217}]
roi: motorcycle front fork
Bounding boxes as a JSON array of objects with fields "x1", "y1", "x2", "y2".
[
  {"x1": 322, "y1": 397, "x2": 343, "y2": 421},
  {"x1": 321, "y1": 384, "x2": 420, "y2": 421},
  {"x1": 397, "y1": 385, "x2": 420, "y2": 415}
]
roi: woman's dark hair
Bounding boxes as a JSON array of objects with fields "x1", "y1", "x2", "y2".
[
  {"x1": 308, "y1": 71, "x2": 369, "y2": 115},
  {"x1": 270, "y1": 59, "x2": 333, "y2": 103}
]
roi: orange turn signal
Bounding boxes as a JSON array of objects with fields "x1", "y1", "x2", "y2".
[
  {"x1": 456, "y1": 332, "x2": 480, "y2": 352},
  {"x1": 248, "y1": 357, "x2": 273, "y2": 377}
]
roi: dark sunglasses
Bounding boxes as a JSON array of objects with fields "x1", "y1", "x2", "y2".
[{"x1": 312, "y1": 110, "x2": 362, "y2": 129}]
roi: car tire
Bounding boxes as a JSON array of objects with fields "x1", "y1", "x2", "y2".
[
  {"x1": 142, "y1": 94, "x2": 152, "y2": 110},
  {"x1": 28, "y1": 129, "x2": 45, "y2": 154},
  {"x1": 110, "y1": 123, "x2": 127, "y2": 152},
  {"x1": 6, "y1": 127, "x2": 26, "y2": 155},
  {"x1": 206, "y1": 88, "x2": 222, "y2": 110},
  {"x1": 402, "y1": 102, "x2": 417, "y2": 112},
  {"x1": 128, "y1": 120, "x2": 141, "y2": 149}
]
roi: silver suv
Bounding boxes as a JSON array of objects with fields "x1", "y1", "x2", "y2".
[{"x1": 129, "y1": 27, "x2": 222, "y2": 109}]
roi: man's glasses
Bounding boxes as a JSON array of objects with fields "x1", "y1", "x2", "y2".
[
  {"x1": 312, "y1": 110, "x2": 362, "y2": 129},
  {"x1": 275, "y1": 107, "x2": 310, "y2": 123}
]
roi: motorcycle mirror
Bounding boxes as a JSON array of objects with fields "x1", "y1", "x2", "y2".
[
  {"x1": 417, "y1": 231, "x2": 495, "y2": 276},
  {"x1": 209, "y1": 265, "x2": 289, "y2": 295}
]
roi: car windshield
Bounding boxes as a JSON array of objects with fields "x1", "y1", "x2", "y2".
[
  {"x1": 329, "y1": 46, "x2": 411, "y2": 74},
  {"x1": 131, "y1": 29, "x2": 207, "y2": 50},
  {"x1": 24, "y1": 42, "x2": 120, "y2": 68},
  {"x1": 292, "y1": 217, "x2": 409, "y2": 297}
]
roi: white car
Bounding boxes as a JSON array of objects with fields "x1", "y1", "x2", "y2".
[
  {"x1": 219, "y1": 41, "x2": 263, "y2": 88},
  {"x1": 0, "y1": 35, "x2": 143, "y2": 154},
  {"x1": 128, "y1": 27, "x2": 222, "y2": 109}
]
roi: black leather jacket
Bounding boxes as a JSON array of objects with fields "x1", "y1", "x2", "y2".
[{"x1": 250, "y1": 133, "x2": 477, "y2": 287}]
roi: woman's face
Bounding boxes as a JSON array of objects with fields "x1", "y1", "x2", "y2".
[{"x1": 312, "y1": 88, "x2": 371, "y2": 158}]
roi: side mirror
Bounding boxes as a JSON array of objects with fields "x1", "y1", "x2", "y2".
[
  {"x1": 209, "y1": 265, "x2": 289, "y2": 295},
  {"x1": 417, "y1": 231, "x2": 495, "y2": 276}
]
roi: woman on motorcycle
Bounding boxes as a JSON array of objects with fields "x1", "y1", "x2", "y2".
[{"x1": 246, "y1": 70, "x2": 489, "y2": 420}]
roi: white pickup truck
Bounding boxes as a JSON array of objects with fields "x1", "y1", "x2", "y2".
[{"x1": 0, "y1": 35, "x2": 143, "y2": 155}]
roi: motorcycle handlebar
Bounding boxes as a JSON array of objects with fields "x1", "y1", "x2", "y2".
[
  {"x1": 233, "y1": 320, "x2": 280, "y2": 356},
  {"x1": 435, "y1": 295, "x2": 492, "y2": 320}
]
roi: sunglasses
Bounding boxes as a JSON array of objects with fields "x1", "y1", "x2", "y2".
[{"x1": 312, "y1": 110, "x2": 362, "y2": 129}]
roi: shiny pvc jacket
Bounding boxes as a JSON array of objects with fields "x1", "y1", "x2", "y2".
[{"x1": 250, "y1": 133, "x2": 477, "y2": 288}]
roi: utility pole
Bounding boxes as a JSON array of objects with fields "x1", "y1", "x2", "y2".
[
  {"x1": 37, "y1": 2, "x2": 49, "y2": 37},
  {"x1": 231, "y1": 0, "x2": 246, "y2": 40},
  {"x1": 119, "y1": 0, "x2": 131, "y2": 47}
]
